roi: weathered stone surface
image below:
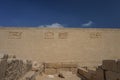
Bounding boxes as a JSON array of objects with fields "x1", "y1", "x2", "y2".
[
  {"x1": 44, "y1": 68, "x2": 57, "y2": 74},
  {"x1": 45, "y1": 63, "x2": 62, "y2": 69},
  {"x1": 95, "y1": 67, "x2": 105, "y2": 80},
  {"x1": 0, "y1": 59, "x2": 8, "y2": 80},
  {"x1": 1, "y1": 28, "x2": 120, "y2": 64},
  {"x1": 70, "y1": 68, "x2": 78, "y2": 74},
  {"x1": 58, "y1": 71, "x2": 73, "y2": 78},
  {"x1": 102, "y1": 60, "x2": 117, "y2": 72},
  {"x1": 57, "y1": 68, "x2": 70, "y2": 73},
  {"x1": 45, "y1": 62, "x2": 77, "y2": 68},
  {"x1": 77, "y1": 67, "x2": 91, "y2": 79},
  {"x1": 0, "y1": 54, "x2": 32, "y2": 80},
  {"x1": 105, "y1": 71, "x2": 120, "y2": 80},
  {"x1": 23, "y1": 71, "x2": 36, "y2": 80},
  {"x1": 62, "y1": 62, "x2": 78, "y2": 68},
  {"x1": 117, "y1": 60, "x2": 120, "y2": 73}
]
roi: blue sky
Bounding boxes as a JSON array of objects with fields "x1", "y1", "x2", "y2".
[{"x1": 0, "y1": 0, "x2": 120, "y2": 28}]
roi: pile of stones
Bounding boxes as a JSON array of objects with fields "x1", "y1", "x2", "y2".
[
  {"x1": 0, "y1": 54, "x2": 32, "y2": 80},
  {"x1": 77, "y1": 60, "x2": 120, "y2": 80},
  {"x1": 95, "y1": 60, "x2": 120, "y2": 80},
  {"x1": 2, "y1": 54, "x2": 120, "y2": 80}
]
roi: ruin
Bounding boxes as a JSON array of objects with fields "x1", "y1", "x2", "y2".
[
  {"x1": 0, "y1": 27, "x2": 120, "y2": 80},
  {"x1": 0, "y1": 54, "x2": 120, "y2": 80}
]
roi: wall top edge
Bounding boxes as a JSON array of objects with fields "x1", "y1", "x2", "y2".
[{"x1": 0, "y1": 27, "x2": 120, "y2": 30}]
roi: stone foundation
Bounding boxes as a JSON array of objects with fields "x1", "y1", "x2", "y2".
[{"x1": 44, "y1": 62, "x2": 78, "y2": 74}]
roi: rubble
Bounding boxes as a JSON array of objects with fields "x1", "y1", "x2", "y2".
[
  {"x1": 77, "y1": 59, "x2": 120, "y2": 80},
  {"x1": 0, "y1": 54, "x2": 32, "y2": 80},
  {"x1": 1, "y1": 54, "x2": 120, "y2": 80}
]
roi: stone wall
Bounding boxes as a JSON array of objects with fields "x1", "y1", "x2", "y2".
[
  {"x1": 44, "y1": 62, "x2": 78, "y2": 74},
  {"x1": 0, "y1": 28, "x2": 120, "y2": 65}
]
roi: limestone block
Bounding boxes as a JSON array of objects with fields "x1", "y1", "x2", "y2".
[
  {"x1": 106, "y1": 71, "x2": 119, "y2": 80},
  {"x1": 117, "y1": 60, "x2": 120, "y2": 73},
  {"x1": 62, "y1": 62, "x2": 77, "y2": 68},
  {"x1": 95, "y1": 67, "x2": 105, "y2": 80},
  {"x1": 70, "y1": 68, "x2": 78, "y2": 74},
  {"x1": 45, "y1": 63, "x2": 62, "y2": 69},
  {"x1": 118, "y1": 73, "x2": 120, "y2": 79},
  {"x1": 77, "y1": 67, "x2": 91, "y2": 79},
  {"x1": 102, "y1": 60, "x2": 117, "y2": 72},
  {"x1": 44, "y1": 68, "x2": 57, "y2": 74}
]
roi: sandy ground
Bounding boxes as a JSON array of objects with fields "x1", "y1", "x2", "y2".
[
  {"x1": 36, "y1": 72, "x2": 81, "y2": 80},
  {"x1": 36, "y1": 74, "x2": 81, "y2": 80}
]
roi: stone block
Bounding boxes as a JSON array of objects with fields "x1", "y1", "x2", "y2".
[
  {"x1": 45, "y1": 63, "x2": 62, "y2": 69},
  {"x1": 105, "y1": 71, "x2": 119, "y2": 80},
  {"x1": 77, "y1": 67, "x2": 91, "y2": 79},
  {"x1": 44, "y1": 68, "x2": 57, "y2": 74},
  {"x1": 95, "y1": 67, "x2": 105, "y2": 80},
  {"x1": 45, "y1": 62, "x2": 78, "y2": 69},
  {"x1": 70, "y1": 68, "x2": 78, "y2": 74},
  {"x1": 0, "y1": 59, "x2": 8, "y2": 80},
  {"x1": 102, "y1": 60, "x2": 117, "y2": 72},
  {"x1": 62, "y1": 62, "x2": 77, "y2": 68},
  {"x1": 117, "y1": 60, "x2": 120, "y2": 73}
]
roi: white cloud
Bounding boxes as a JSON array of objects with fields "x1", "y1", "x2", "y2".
[
  {"x1": 82, "y1": 21, "x2": 93, "y2": 27},
  {"x1": 38, "y1": 23, "x2": 64, "y2": 28}
]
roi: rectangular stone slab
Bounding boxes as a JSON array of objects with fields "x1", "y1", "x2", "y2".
[{"x1": 102, "y1": 60, "x2": 117, "y2": 72}]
